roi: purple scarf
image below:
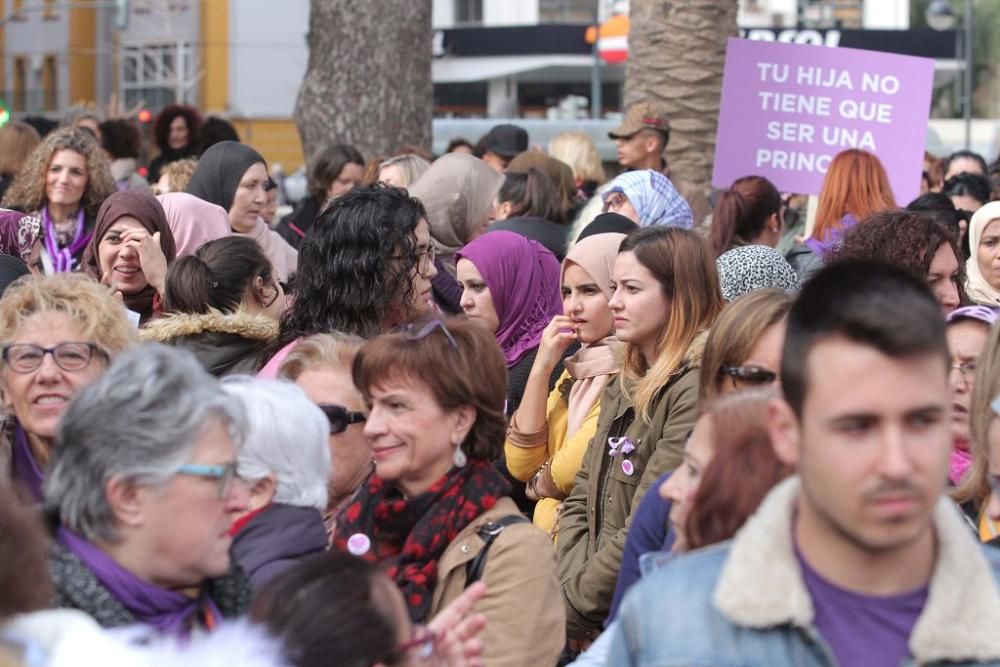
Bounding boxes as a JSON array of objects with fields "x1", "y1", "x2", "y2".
[
  {"x1": 57, "y1": 527, "x2": 221, "y2": 637},
  {"x1": 457, "y1": 231, "x2": 562, "y2": 368},
  {"x1": 10, "y1": 424, "x2": 44, "y2": 503},
  {"x1": 804, "y1": 213, "x2": 858, "y2": 258}
]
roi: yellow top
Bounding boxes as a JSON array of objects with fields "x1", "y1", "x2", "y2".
[
  {"x1": 979, "y1": 510, "x2": 1000, "y2": 543},
  {"x1": 504, "y1": 369, "x2": 605, "y2": 536}
]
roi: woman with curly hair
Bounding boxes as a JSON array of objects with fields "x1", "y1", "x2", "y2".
[
  {"x1": 258, "y1": 184, "x2": 437, "y2": 376},
  {"x1": 1, "y1": 127, "x2": 116, "y2": 274},
  {"x1": 831, "y1": 208, "x2": 964, "y2": 314},
  {"x1": 147, "y1": 104, "x2": 202, "y2": 185}
]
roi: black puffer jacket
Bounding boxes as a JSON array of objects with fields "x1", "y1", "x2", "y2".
[{"x1": 140, "y1": 309, "x2": 279, "y2": 377}]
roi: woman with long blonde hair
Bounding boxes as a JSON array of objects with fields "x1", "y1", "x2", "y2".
[{"x1": 556, "y1": 226, "x2": 722, "y2": 641}]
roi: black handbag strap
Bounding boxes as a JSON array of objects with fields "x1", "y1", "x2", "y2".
[{"x1": 465, "y1": 514, "x2": 530, "y2": 587}]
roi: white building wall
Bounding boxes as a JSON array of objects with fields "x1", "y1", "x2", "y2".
[
  {"x1": 4, "y1": 0, "x2": 70, "y2": 111},
  {"x1": 227, "y1": 0, "x2": 308, "y2": 117},
  {"x1": 119, "y1": 0, "x2": 199, "y2": 44},
  {"x1": 484, "y1": 0, "x2": 538, "y2": 26},
  {"x1": 864, "y1": 0, "x2": 910, "y2": 29},
  {"x1": 433, "y1": 0, "x2": 455, "y2": 28}
]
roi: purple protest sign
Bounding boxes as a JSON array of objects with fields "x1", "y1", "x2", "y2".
[{"x1": 712, "y1": 38, "x2": 934, "y2": 203}]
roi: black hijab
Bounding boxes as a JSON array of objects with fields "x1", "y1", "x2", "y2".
[{"x1": 185, "y1": 141, "x2": 267, "y2": 213}]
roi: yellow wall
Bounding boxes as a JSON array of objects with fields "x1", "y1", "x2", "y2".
[
  {"x1": 231, "y1": 118, "x2": 304, "y2": 172},
  {"x1": 200, "y1": 0, "x2": 229, "y2": 113},
  {"x1": 68, "y1": 6, "x2": 96, "y2": 103}
]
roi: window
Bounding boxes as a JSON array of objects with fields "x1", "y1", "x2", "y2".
[
  {"x1": 119, "y1": 42, "x2": 197, "y2": 110},
  {"x1": 12, "y1": 57, "x2": 26, "y2": 112},
  {"x1": 539, "y1": 0, "x2": 596, "y2": 23},
  {"x1": 42, "y1": 55, "x2": 57, "y2": 111},
  {"x1": 43, "y1": 0, "x2": 58, "y2": 20},
  {"x1": 11, "y1": 0, "x2": 26, "y2": 21},
  {"x1": 454, "y1": 0, "x2": 483, "y2": 25}
]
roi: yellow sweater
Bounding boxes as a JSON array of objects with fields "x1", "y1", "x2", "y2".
[{"x1": 504, "y1": 369, "x2": 605, "y2": 536}]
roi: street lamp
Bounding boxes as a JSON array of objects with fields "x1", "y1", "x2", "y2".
[{"x1": 926, "y1": 0, "x2": 973, "y2": 150}]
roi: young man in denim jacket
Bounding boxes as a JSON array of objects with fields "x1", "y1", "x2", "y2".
[{"x1": 608, "y1": 261, "x2": 1000, "y2": 667}]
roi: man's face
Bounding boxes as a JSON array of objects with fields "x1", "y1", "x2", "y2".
[
  {"x1": 614, "y1": 130, "x2": 662, "y2": 169},
  {"x1": 771, "y1": 337, "x2": 951, "y2": 554}
]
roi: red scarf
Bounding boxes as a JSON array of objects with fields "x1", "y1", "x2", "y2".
[{"x1": 333, "y1": 460, "x2": 510, "y2": 622}]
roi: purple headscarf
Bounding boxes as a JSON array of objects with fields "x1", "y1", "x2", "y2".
[
  {"x1": 0, "y1": 209, "x2": 41, "y2": 261},
  {"x1": 457, "y1": 231, "x2": 562, "y2": 368},
  {"x1": 57, "y1": 526, "x2": 221, "y2": 636}
]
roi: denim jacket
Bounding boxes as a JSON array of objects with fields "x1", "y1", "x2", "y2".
[{"x1": 608, "y1": 477, "x2": 1000, "y2": 666}]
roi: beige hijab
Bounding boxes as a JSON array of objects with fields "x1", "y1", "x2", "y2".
[
  {"x1": 966, "y1": 202, "x2": 1000, "y2": 306},
  {"x1": 408, "y1": 153, "x2": 503, "y2": 276},
  {"x1": 560, "y1": 232, "x2": 625, "y2": 437}
]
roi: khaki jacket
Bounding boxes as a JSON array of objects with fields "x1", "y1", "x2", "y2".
[
  {"x1": 431, "y1": 497, "x2": 566, "y2": 667},
  {"x1": 556, "y1": 335, "x2": 704, "y2": 638}
]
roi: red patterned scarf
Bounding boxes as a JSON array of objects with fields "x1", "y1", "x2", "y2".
[{"x1": 333, "y1": 460, "x2": 511, "y2": 622}]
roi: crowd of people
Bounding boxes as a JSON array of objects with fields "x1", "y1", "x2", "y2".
[{"x1": 1, "y1": 98, "x2": 1000, "y2": 667}]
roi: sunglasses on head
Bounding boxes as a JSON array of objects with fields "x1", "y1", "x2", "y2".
[
  {"x1": 395, "y1": 318, "x2": 459, "y2": 349},
  {"x1": 318, "y1": 403, "x2": 366, "y2": 435},
  {"x1": 721, "y1": 365, "x2": 777, "y2": 386}
]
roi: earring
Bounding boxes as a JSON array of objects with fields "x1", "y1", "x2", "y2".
[{"x1": 453, "y1": 446, "x2": 467, "y2": 468}]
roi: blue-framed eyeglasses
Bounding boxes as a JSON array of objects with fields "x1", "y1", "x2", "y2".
[{"x1": 176, "y1": 462, "x2": 239, "y2": 499}]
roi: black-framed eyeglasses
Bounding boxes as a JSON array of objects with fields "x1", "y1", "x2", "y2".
[
  {"x1": 2, "y1": 342, "x2": 107, "y2": 374},
  {"x1": 396, "y1": 318, "x2": 458, "y2": 349},
  {"x1": 176, "y1": 461, "x2": 240, "y2": 499},
  {"x1": 721, "y1": 365, "x2": 778, "y2": 386},
  {"x1": 318, "y1": 403, "x2": 367, "y2": 435},
  {"x1": 393, "y1": 243, "x2": 437, "y2": 272}
]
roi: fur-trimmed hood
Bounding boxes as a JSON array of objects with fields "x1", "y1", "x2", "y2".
[
  {"x1": 714, "y1": 476, "x2": 1000, "y2": 664},
  {"x1": 141, "y1": 308, "x2": 278, "y2": 343},
  {"x1": 140, "y1": 309, "x2": 278, "y2": 377}
]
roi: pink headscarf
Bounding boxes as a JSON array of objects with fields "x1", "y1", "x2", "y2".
[{"x1": 157, "y1": 192, "x2": 231, "y2": 258}]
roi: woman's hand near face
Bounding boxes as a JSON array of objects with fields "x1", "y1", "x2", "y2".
[
  {"x1": 536, "y1": 315, "x2": 577, "y2": 372},
  {"x1": 121, "y1": 228, "x2": 168, "y2": 294}
]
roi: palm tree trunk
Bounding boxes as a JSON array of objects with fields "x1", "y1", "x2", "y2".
[
  {"x1": 294, "y1": 0, "x2": 432, "y2": 164},
  {"x1": 625, "y1": 0, "x2": 739, "y2": 194}
]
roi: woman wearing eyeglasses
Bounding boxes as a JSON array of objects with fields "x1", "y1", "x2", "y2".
[
  {"x1": 221, "y1": 377, "x2": 331, "y2": 589},
  {"x1": 45, "y1": 344, "x2": 252, "y2": 634},
  {"x1": 81, "y1": 190, "x2": 177, "y2": 326},
  {"x1": 0, "y1": 274, "x2": 134, "y2": 503},
  {"x1": 142, "y1": 236, "x2": 284, "y2": 376},
  {"x1": 607, "y1": 287, "x2": 793, "y2": 623},
  {"x1": 334, "y1": 316, "x2": 566, "y2": 667},
  {"x1": 278, "y1": 333, "x2": 371, "y2": 541},
  {"x1": 600, "y1": 169, "x2": 693, "y2": 229},
  {"x1": 185, "y1": 141, "x2": 297, "y2": 283}
]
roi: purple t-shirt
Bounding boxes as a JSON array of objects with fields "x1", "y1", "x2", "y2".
[{"x1": 796, "y1": 547, "x2": 927, "y2": 667}]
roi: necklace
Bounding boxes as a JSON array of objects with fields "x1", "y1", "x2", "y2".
[{"x1": 42, "y1": 206, "x2": 90, "y2": 273}]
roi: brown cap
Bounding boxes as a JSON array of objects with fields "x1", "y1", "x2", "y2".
[{"x1": 608, "y1": 102, "x2": 671, "y2": 139}]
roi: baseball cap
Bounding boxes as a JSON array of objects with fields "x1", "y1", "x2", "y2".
[
  {"x1": 608, "y1": 102, "x2": 671, "y2": 140},
  {"x1": 485, "y1": 124, "x2": 529, "y2": 159}
]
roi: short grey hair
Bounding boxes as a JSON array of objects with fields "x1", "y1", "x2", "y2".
[
  {"x1": 45, "y1": 344, "x2": 247, "y2": 543},
  {"x1": 220, "y1": 376, "x2": 330, "y2": 511}
]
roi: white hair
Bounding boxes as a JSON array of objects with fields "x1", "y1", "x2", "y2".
[{"x1": 220, "y1": 376, "x2": 331, "y2": 511}]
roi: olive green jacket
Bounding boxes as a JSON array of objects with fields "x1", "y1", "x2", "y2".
[{"x1": 556, "y1": 334, "x2": 705, "y2": 638}]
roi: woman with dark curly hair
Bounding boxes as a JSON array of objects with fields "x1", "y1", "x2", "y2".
[
  {"x1": 148, "y1": 104, "x2": 202, "y2": 185},
  {"x1": 831, "y1": 208, "x2": 965, "y2": 314},
  {"x1": 1, "y1": 127, "x2": 116, "y2": 273},
  {"x1": 259, "y1": 184, "x2": 437, "y2": 376}
]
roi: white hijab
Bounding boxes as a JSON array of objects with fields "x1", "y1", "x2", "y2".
[{"x1": 966, "y1": 201, "x2": 1000, "y2": 306}]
